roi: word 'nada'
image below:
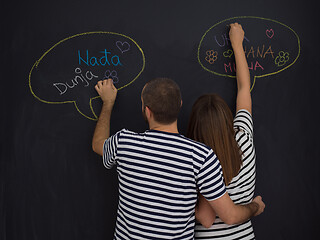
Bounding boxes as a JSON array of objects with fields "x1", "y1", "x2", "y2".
[{"x1": 78, "y1": 49, "x2": 122, "y2": 67}]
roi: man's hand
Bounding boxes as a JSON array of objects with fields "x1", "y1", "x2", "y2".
[
  {"x1": 252, "y1": 196, "x2": 265, "y2": 216},
  {"x1": 95, "y1": 79, "x2": 118, "y2": 109},
  {"x1": 229, "y1": 23, "x2": 244, "y2": 50}
]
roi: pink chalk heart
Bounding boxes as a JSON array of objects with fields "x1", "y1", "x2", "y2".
[
  {"x1": 266, "y1": 29, "x2": 274, "y2": 38},
  {"x1": 116, "y1": 41, "x2": 130, "y2": 53}
]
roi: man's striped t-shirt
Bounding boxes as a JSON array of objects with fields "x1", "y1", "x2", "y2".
[
  {"x1": 103, "y1": 129, "x2": 226, "y2": 240},
  {"x1": 195, "y1": 109, "x2": 256, "y2": 240}
]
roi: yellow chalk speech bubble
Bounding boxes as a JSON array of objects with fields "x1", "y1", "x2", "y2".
[
  {"x1": 198, "y1": 16, "x2": 300, "y2": 91},
  {"x1": 29, "y1": 31, "x2": 145, "y2": 120}
]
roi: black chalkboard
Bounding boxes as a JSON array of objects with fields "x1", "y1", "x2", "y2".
[{"x1": 2, "y1": 1, "x2": 319, "y2": 239}]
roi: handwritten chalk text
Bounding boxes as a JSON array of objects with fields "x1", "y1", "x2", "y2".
[
  {"x1": 53, "y1": 67, "x2": 98, "y2": 95},
  {"x1": 224, "y1": 60, "x2": 264, "y2": 73},
  {"x1": 214, "y1": 34, "x2": 250, "y2": 47},
  {"x1": 78, "y1": 49, "x2": 123, "y2": 67},
  {"x1": 244, "y1": 45, "x2": 274, "y2": 58}
]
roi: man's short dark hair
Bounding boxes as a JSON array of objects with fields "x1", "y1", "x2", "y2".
[{"x1": 141, "y1": 78, "x2": 181, "y2": 124}]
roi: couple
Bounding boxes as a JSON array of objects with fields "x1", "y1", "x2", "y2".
[{"x1": 92, "y1": 23, "x2": 265, "y2": 240}]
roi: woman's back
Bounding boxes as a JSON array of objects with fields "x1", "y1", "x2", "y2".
[{"x1": 195, "y1": 109, "x2": 256, "y2": 239}]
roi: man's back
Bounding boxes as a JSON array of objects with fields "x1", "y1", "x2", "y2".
[{"x1": 103, "y1": 129, "x2": 226, "y2": 240}]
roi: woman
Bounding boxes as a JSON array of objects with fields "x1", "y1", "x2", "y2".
[{"x1": 188, "y1": 23, "x2": 257, "y2": 239}]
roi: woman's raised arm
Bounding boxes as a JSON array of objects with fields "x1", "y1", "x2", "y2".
[{"x1": 229, "y1": 23, "x2": 252, "y2": 114}]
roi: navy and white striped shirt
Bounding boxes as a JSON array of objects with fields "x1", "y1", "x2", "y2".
[
  {"x1": 103, "y1": 129, "x2": 226, "y2": 240},
  {"x1": 195, "y1": 109, "x2": 256, "y2": 240}
]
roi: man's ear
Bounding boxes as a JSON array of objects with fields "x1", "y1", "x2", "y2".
[
  {"x1": 145, "y1": 106, "x2": 152, "y2": 119},
  {"x1": 180, "y1": 100, "x2": 183, "y2": 107}
]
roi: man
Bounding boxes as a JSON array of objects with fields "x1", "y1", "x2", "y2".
[{"x1": 92, "y1": 78, "x2": 265, "y2": 240}]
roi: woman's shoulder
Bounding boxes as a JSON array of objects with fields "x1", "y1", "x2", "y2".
[{"x1": 234, "y1": 109, "x2": 253, "y2": 137}]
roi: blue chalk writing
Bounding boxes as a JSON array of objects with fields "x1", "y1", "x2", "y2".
[{"x1": 78, "y1": 49, "x2": 123, "y2": 67}]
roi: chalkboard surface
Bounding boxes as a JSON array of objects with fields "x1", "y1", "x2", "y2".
[{"x1": 2, "y1": 1, "x2": 319, "y2": 239}]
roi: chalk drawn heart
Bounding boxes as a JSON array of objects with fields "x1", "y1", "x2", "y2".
[
  {"x1": 116, "y1": 41, "x2": 130, "y2": 53},
  {"x1": 223, "y1": 49, "x2": 233, "y2": 58},
  {"x1": 266, "y1": 29, "x2": 274, "y2": 38}
]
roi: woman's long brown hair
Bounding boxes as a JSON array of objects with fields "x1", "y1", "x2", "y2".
[{"x1": 187, "y1": 94, "x2": 242, "y2": 185}]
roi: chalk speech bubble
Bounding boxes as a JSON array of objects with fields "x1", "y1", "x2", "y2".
[
  {"x1": 29, "y1": 32, "x2": 145, "y2": 120},
  {"x1": 198, "y1": 16, "x2": 300, "y2": 90}
]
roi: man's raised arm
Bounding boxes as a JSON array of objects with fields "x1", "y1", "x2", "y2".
[{"x1": 92, "y1": 79, "x2": 117, "y2": 156}]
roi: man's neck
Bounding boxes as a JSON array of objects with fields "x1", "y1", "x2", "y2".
[{"x1": 149, "y1": 120, "x2": 179, "y2": 134}]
